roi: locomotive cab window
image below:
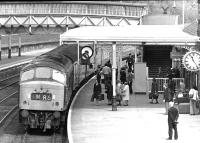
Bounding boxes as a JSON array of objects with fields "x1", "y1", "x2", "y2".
[
  {"x1": 21, "y1": 69, "x2": 34, "y2": 81},
  {"x1": 35, "y1": 67, "x2": 51, "y2": 78},
  {"x1": 52, "y1": 69, "x2": 65, "y2": 84}
]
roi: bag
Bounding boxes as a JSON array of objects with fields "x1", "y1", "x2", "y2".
[{"x1": 149, "y1": 93, "x2": 153, "y2": 99}]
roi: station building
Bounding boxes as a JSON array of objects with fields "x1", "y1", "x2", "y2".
[{"x1": 60, "y1": 14, "x2": 199, "y2": 94}]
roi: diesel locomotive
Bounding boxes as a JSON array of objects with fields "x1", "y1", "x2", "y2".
[{"x1": 19, "y1": 44, "x2": 91, "y2": 131}]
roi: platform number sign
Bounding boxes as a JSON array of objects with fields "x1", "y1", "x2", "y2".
[{"x1": 80, "y1": 46, "x2": 93, "y2": 65}]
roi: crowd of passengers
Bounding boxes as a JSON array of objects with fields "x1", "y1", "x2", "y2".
[
  {"x1": 91, "y1": 55, "x2": 134, "y2": 106},
  {"x1": 91, "y1": 55, "x2": 200, "y2": 116}
]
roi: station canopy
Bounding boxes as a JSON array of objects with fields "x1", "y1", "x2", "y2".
[{"x1": 60, "y1": 25, "x2": 200, "y2": 45}]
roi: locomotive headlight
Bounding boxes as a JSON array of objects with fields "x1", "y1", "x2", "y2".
[
  {"x1": 52, "y1": 94, "x2": 55, "y2": 100},
  {"x1": 28, "y1": 94, "x2": 31, "y2": 99},
  {"x1": 21, "y1": 110, "x2": 29, "y2": 118}
]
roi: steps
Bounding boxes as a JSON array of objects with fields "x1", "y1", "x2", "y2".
[{"x1": 143, "y1": 46, "x2": 172, "y2": 78}]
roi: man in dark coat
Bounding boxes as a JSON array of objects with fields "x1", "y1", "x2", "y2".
[
  {"x1": 106, "y1": 81, "x2": 113, "y2": 105},
  {"x1": 168, "y1": 77, "x2": 176, "y2": 101},
  {"x1": 91, "y1": 80, "x2": 102, "y2": 105},
  {"x1": 150, "y1": 78, "x2": 159, "y2": 104},
  {"x1": 167, "y1": 102, "x2": 179, "y2": 140},
  {"x1": 126, "y1": 53, "x2": 134, "y2": 70}
]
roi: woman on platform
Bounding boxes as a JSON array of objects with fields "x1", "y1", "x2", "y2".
[
  {"x1": 189, "y1": 86, "x2": 199, "y2": 115},
  {"x1": 121, "y1": 82, "x2": 130, "y2": 106}
]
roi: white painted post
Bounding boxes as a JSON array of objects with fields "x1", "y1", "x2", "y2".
[
  {"x1": 135, "y1": 46, "x2": 137, "y2": 63},
  {"x1": 112, "y1": 42, "x2": 117, "y2": 111}
]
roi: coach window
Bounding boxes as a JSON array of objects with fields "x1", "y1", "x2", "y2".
[
  {"x1": 21, "y1": 69, "x2": 34, "y2": 81},
  {"x1": 35, "y1": 67, "x2": 51, "y2": 79},
  {"x1": 52, "y1": 69, "x2": 65, "y2": 84}
]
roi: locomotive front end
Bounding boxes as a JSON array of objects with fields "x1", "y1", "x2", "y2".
[{"x1": 19, "y1": 66, "x2": 67, "y2": 131}]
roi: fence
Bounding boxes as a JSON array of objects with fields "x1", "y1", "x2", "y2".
[{"x1": 147, "y1": 78, "x2": 184, "y2": 93}]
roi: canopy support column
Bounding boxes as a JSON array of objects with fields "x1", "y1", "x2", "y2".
[
  {"x1": 112, "y1": 42, "x2": 117, "y2": 111},
  {"x1": 135, "y1": 46, "x2": 137, "y2": 63}
]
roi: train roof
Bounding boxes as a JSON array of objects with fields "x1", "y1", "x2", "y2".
[
  {"x1": 22, "y1": 44, "x2": 78, "y2": 71},
  {"x1": 37, "y1": 44, "x2": 78, "y2": 63}
]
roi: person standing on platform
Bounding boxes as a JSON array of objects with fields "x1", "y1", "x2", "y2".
[
  {"x1": 189, "y1": 85, "x2": 199, "y2": 115},
  {"x1": 163, "y1": 83, "x2": 171, "y2": 114},
  {"x1": 96, "y1": 65, "x2": 102, "y2": 84},
  {"x1": 91, "y1": 80, "x2": 102, "y2": 105},
  {"x1": 121, "y1": 82, "x2": 129, "y2": 106},
  {"x1": 116, "y1": 80, "x2": 122, "y2": 106},
  {"x1": 127, "y1": 69, "x2": 134, "y2": 94},
  {"x1": 126, "y1": 53, "x2": 134, "y2": 70},
  {"x1": 168, "y1": 77, "x2": 176, "y2": 101},
  {"x1": 167, "y1": 101, "x2": 179, "y2": 140},
  {"x1": 106, "y1": 81, "x2": 113, "y2": 105},
  {"x1": 120, "y1": 67, "x2": 126, "y2": 84},
  {"x1": 177, "y1": 81, "x2": 185, "y2": 98},
  {"x1": 150, "y1": 78, "x2": 159, "y2": 104},
  {"x1": 102, "y1": 64, "x2": 111, "y2": 89}
]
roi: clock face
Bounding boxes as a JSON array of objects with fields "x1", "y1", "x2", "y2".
[{"x1": 182, "y1": 51, "x2": 200, "y2": 72}]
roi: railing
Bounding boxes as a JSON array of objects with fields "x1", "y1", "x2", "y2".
[
  {"x1": 147, "y1": 78, "x2": 185, "y2": 93},
  {"x1": 0, "y1": 8, "x2": 146, "y2": 17}
]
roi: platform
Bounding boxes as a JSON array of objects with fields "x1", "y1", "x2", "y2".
[
  {"x1": 0, "y1": 48, "x2": 53, "y2": 70},
  {"x1": 68, "y1": 77, "x2": 200, "y2": 143}
]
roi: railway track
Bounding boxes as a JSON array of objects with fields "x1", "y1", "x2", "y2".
[
  {"x1": 12, "y1": 129, "x2": 64, "y2": 143},
  {"x1": 0, "y1": 73, "x2": 19, "y2": 127}
]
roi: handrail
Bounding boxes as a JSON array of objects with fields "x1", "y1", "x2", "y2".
[
  {"x1": 0, "y1": 8, "x2": 146, "y2": 17},
  {"x1": 147, "y1": 78, "x2": 185, "y2": 93}
]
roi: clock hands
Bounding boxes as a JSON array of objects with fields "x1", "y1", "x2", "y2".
[
  {"x1": 183, "y1": 51, "x2": 200, "y2": 71},
  {"x1": 189, "y1": 55, "x2": 199, "y2": 69}
]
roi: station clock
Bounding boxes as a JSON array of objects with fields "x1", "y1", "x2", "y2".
[{"x1": 182, "y1": 51, "x2": 200, "y2": 72}]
